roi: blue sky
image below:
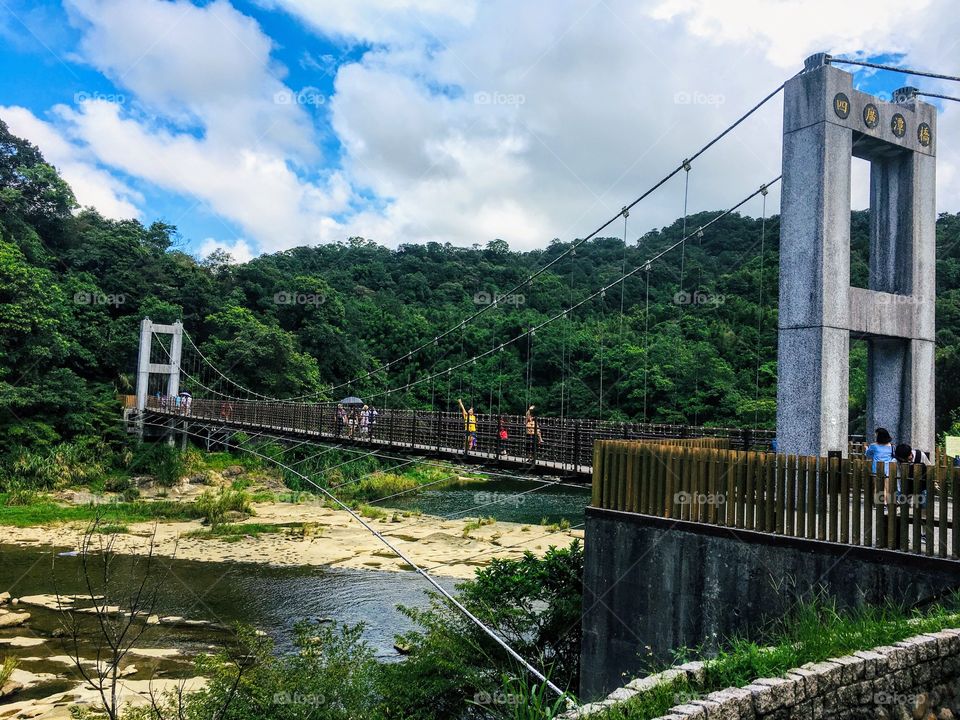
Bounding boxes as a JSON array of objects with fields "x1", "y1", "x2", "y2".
[
  {"x1": 0, "y1": 0, "x2": 365, "y2": 255},
  {"x1": 1, "y1": 0, "x2": 957, "y2": 261}
]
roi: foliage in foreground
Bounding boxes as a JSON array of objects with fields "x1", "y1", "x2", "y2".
[
  {"x1": 128, "y1": 623, "x2": 381, "y2": 720},
  {"x1": 122, "y1": 541, "x2": 584, "y2": 720}
]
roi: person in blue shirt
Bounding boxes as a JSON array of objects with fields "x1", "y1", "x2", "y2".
[{"x1": 864, "y1": 427, "x2": 895, "y2": 474}]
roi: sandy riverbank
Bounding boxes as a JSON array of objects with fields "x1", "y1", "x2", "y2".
[
  {"x1": 2, "y1": 500, "x2": 584, "y2": 580},
  {"x1": 1, "y1": 488, "x2": 583, "y2": 717}
]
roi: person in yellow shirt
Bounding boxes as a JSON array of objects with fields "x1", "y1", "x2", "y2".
[
  {"x1": 457, "y1": 398, "x2": 477, "y2": 450},
  {"x1": 525, "y1": 405, "x2": 542, "y2": 458}
]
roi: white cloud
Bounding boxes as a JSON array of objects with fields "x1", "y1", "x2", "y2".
[
  {"x1": 7, "y1": 0, "x2": 958, "y2": 257},
  {"x1": 258, "y1": 0, "x2": 476, "y2": 43},
  {"x1": 66, "y1": 0, "x2": 315, "y2": 157},
  {"x1": 57, "y1": 98, "x2": 350, "y2": 251},
  {"x1": 199, "y1": 237, "x2": 254, "y2": 264},
  {"x1": 313, "y1": 0, "x2": 960, "y2": 248},
  {"x1": 647, "y1": 0, "x2": 932, "y2": 68},
  {"x1": 0, "y1": 104, "x2": 142, "y2": 219},
  {"x1": 49, "y1": 0, "x2": 355, "y2": 253}
]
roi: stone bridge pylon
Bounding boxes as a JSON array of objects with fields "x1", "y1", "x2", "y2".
[{"x1": 777, "y1": 54, "x2": 937, "y2": 457}]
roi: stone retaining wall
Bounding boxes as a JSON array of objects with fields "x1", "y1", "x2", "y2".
[{"x1": 569, "y1": 628, "x2": 960, "y2": 720}]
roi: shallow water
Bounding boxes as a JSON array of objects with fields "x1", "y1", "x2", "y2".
[
  {"x1": 0, "y1": 475, "x2": 589, "y2": 702},
  {"x1": 381, "y1": 475, "x2": 590, "y2": 526},
  {"x1": 0, "y1": 544, "x2": 453, "y2": 661}
]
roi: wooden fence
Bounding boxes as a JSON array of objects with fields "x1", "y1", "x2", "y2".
[{"x1": 593, "y1": 441, "x2": 960, "y2": 559}]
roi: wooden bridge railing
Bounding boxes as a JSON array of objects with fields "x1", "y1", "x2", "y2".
[
  {"x1": 593, "y1": 441, "x2": 960, "y2": 559},
  {"x1": 142, "y1": 396, "x2": 766, "y2": 473}
]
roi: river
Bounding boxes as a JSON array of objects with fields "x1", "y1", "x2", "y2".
[{"x1": 0, "y1": 474, "x2": 590, "y2": 692}]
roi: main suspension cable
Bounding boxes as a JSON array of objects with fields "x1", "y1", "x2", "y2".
[
  {"x1": 267, "y1": 79, "x2": 790, "y2": 403},
  {"x1": 828, "y1": 56, "x2": 960, "y2": 83},
  {"x1": 357, "y1": 176, "x2": 782, "y2": 404}
]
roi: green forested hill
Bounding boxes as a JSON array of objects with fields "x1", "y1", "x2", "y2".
[{"x1": 3, "y1": 118, "x2": 960, "y2": 455}]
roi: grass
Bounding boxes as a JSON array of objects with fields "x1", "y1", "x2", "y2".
[
  {"x1": 0, "y1": 656, "x2": 17, "y2": 687},
  {"x1": 337, "y1": 464, "x2": 455, "y2": 504},
  {"x1": 201, "y1": 452, "x2": 246, "y2": 471},
  {"x1": 95, "y1": 523, "x2": 129, "y2": 534},
  {"x1": 356, "y1": 504, "x2": 388, "y2": 521},
  {"x1": 462, "y1": 516, "x2": 496, "y2": 537},
  {"x1": 184, "y1": 523, "x2": 284, "y2": 542},
  {"x1": 0, "y1": 494, "x2": 206, "y2": 527},
  {"x1": 597, "y1": 597, "x2": 960, "y2": 720},
  {"x1": 195, "y1": 488, "x2": 253, "y2": 527}
]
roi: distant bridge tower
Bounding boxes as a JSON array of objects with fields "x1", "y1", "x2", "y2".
[
  {"x1": 777, "y1": 54, "x2": 937, "y2": 457},
  {"x1": 134, "y1": 318, "x2": 183, "y2": 435}
]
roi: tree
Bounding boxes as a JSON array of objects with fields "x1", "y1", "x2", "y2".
[{"x1": 55, "y1": 519, "x2": 171, "y2": 720}]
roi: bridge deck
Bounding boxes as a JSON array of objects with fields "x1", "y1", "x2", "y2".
[
  {"x1": 145, "y1": 406, "x2": 589, "y2": 477},
  {"x1": 142, "y1": 397, "x2": 780, "y2": 478}
]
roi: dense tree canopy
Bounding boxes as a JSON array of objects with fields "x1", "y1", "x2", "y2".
[{"x1": 1, "y1": 116, "x2": 959, "y2": 454}]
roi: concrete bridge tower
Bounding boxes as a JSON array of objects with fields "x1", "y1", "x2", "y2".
[
  {"x1": 776, "y1": 54, "x2": 937, "y2": 457},
  {"x1": 134, "y1": 318, "x2": 183, "y2": 437}
]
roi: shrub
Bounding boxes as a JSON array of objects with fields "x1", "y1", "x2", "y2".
[
  {"x1": 96, "y1": 524, "x2": 129, "y2": 535},
  {"x1": 3, "y1": 486, "x2": 40, "y2": 507},
  {"x1": 356, "y1": 504, "x2": 387, "y2": 521},
  {"x1": 6, "y1": 441, "x2": 107, "y2": 490},
  {"x1": 384, "y1": 540, "x2": 585, "y2": 717},
  {"x1": 196, "y1": 488, "x2": 253, "y2": 527},
  {"x1": 127, "y1": 623, "x2": 381, "y2": 720},
  {"x1": 104, "y1": 473, "x2": 131, "y2": 493},
  {"x1": 128, "y1": 442, "x2": 185, "y2": 487}
]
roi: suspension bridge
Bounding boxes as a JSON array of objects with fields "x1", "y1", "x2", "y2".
[{"x1": 121, "y1": 54, "x2": 960, "y2": 700}]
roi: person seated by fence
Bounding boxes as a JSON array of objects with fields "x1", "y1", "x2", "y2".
[
  {"x1": 457, "y1": 398, "x2": 477, "y2": 451},
  {"x1": 894, "y1": 442, "x2": 933, "y2": 511},
  {"x1": 525, "y1": 405, "x2": 542, "y2": 459}
]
